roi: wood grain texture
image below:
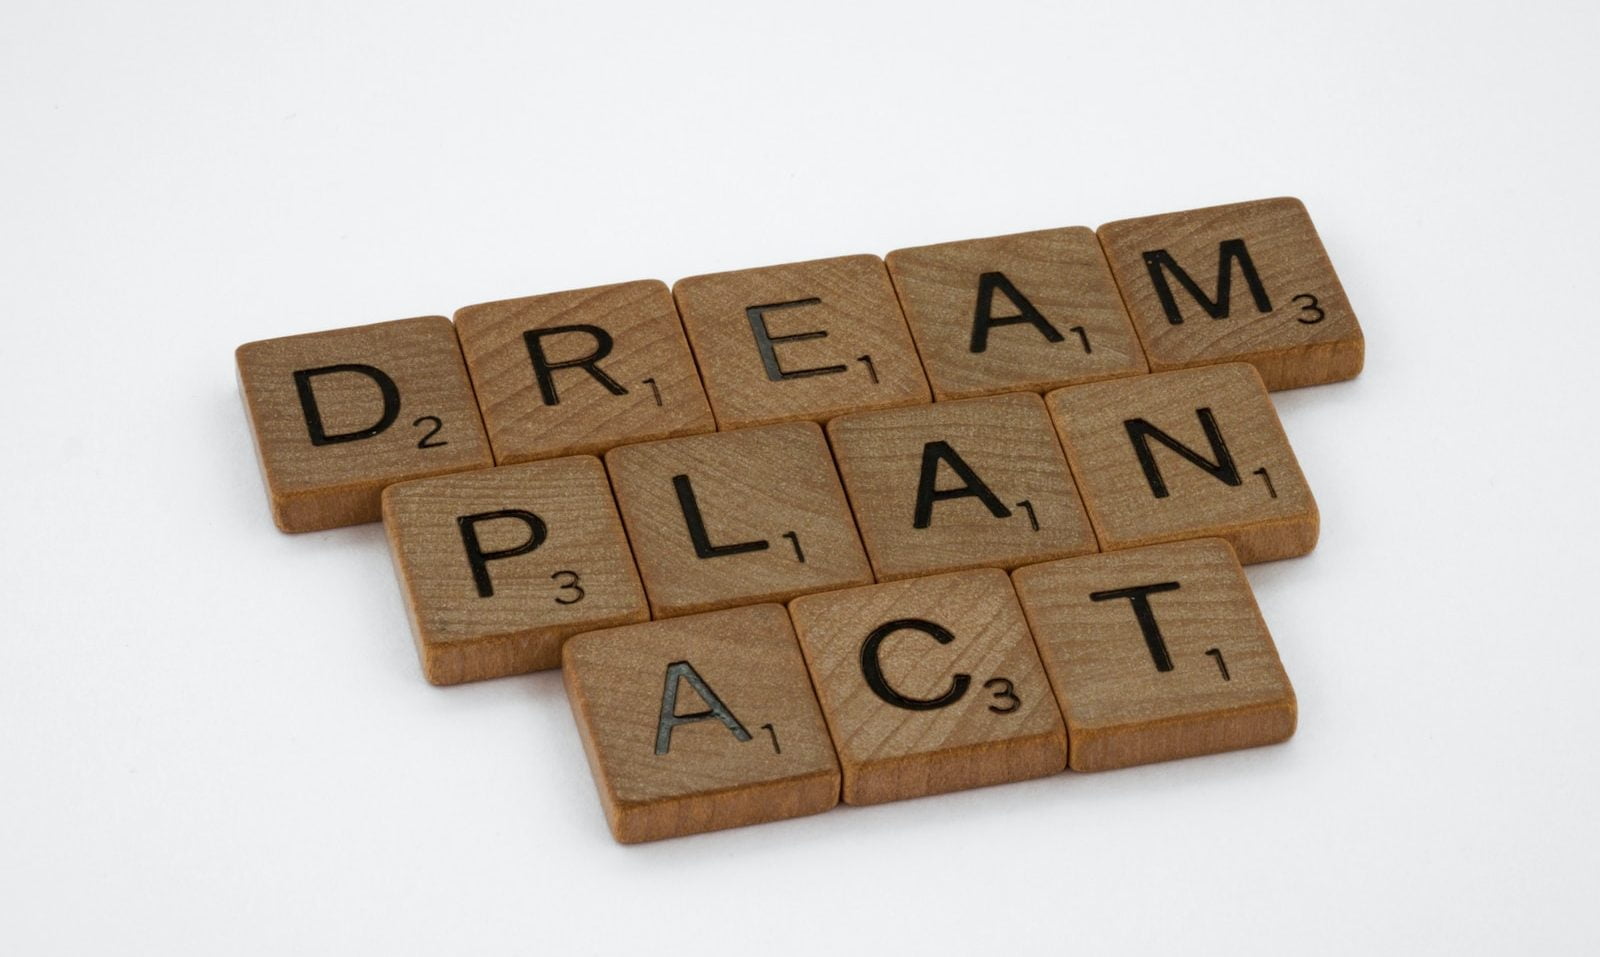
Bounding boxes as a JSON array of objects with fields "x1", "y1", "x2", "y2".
[
  {"x1": 605, "y1": 421, "x2": 872, "y2": 618},
  {"x1": 788, "y1": 568, "x2": 1066, "y2": 805},
  {"x1": 1012, "y1": 538, "x2": 1296, "y2": 771},
  {"x1": 886, "y1": 227, "x2": 1148, "y2": 400},
  {"x1": 1046, "y1": 363, "x2": 1318, "y2": 563},
  {"x1": 382, "y1": 455, "x2": 647, "y2": 685},
  {"x1": 236, "y1": 316, "x2": 493, "y2": 532},
  {"x1": 563, "y1": 604, "x2": 841, "y2": 843},
  {"x1": 673, "y1": 254, "x2": 931, "y2": 430},
  {"x1": 454, "y1": 280, "x2": 715, "y2": 465},
  {"x1": 1097, "y1": 197, "x2": 1363, "y2": 390},
  {"x1": 827, "y1": 392, "x2": 1097, "y2": 581}
]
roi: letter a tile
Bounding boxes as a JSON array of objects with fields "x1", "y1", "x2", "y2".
[
  {"x1": 454, "y1": 280, "x2": 715, "y2": 465},
  {"x1": 828, "y1": 393, "x2": 1097, "y2": 581},
  {"x1": 789, "y1": 569, "x2": 1066, "y2": 805},
  {"x1": 1046, "y1": 363, "x2": 1318, "y2": 564},
  {"x1": 237, "y1": 316, "x2": 493, "y2": 532},
  {"x1": 383, "y1": 456, "x2": 648, "y2": 685},
  {"x1": 1012, "y1": 539, "x2": 1296, "y2": 771},
  {"x1": 564, "y1": 604, "x2": 841, "y2": 843},
  {"x1": 1097, "y1": 197, "x2": 1363, "y2": 390},
  {"x1": 886, "y1": 227, "x2": 1147, "y2": 400},
  {"x1": 673, "y1": 255, "x2": 931, "y2": 429},
  {"x1": 605, "y1": 422, "x2": 873, "y2": 618}
]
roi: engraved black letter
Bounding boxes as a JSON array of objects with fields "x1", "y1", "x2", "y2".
[
  {"x1": 912, "y1": 441, "x2": 1012, "y2": 529},
  {"x1": 523, "y1": 324, "x2": 628, "y2": 406},
  {"x1": 673, "y1": 474, "x2": 769, "y2": 559},
  {"x1": 655, "y1": 661, "x2": 751, "y2": 754},
  {"x1": 293, "y1": 364, "x2": 400, "y2": 446},
  {"x1": 746, "y1": 299, "x2": 848, "y2": 381},
  {"x1": 1124, "y1": 408, "x2": 1241, "y2": 498},
  {"x1": 970, "y1": 271, "x2": 1065, "y2": 353},
  {"x1": 457, "y1": 509, "x2": 547, "y2": 598},
  {"x1": 1142, "y1": 239, "x2": 1272, "y2": 326},
  {"x1": 860, "y1": 618, "x2": 971, "y2": 710},
  {"x1": 1090, "y1": 581, "x2": 1182, "y2": 672}
]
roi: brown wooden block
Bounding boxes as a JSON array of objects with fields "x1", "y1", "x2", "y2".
[
  {"x1": 236, "y1": 316, "x2": 494, "y2": 532},
  {"x1": 827, "y1": 393, "x2": 1097, "y2": 581},
  {"x1": 453, "y1": 280, "x2": 715, "y2": 465},
  {"x1": 672, "y1": 254, "x2": 931, "y2": 429},
  {"x1": 885, "y1": 227, "x2": 1148, "y2": 400},
  {"x1": 605, "y1": 422, "x2": 872, "y2": 618},
  {"x1": 1046, "y1": 363, "x2": 1317, "y2": 564},
  {"x1": 1097, "y1": 197, "x2": 1363, "y2": 390},
  {"x1": 788, "y1": 569, "x2": 1066, "y2": 805},
  {"x1": 1012, "y1": 538, "x2": 1296, "y2": 771},
  {"x1": 382, "y1": 455, "x2": 647, "y2": 685},
  {"x1": 563, "y1": 604, "x2": 841, "y2": 843}
]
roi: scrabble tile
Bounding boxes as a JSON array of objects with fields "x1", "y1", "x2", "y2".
[
  {"x1": 827, "y1": 393, "x2": 1097, "y2": 581},
  {"x1": 1012, "y1": 539, "x2": 1296, "y2": 771},
  {"x1": 673, "y1": 254, "x2": 931, "y2": 429},
  {"x1": 563, "y1": 604, "x2": 841, "y2": 843},
  {"x1": 1046, "y1": 363, "x2": 1317, "y2": 564},
  {"x1": 237, "y1": 316, "x2": 494, "y2": 532},
  {"x1": 382, "y1": 455, "x2": 647, "y2": 685},
  {"x1": 453, "y1": 280, "x2": 715, "y2": 465},
  {"x1": 885, "y1": 227, "x2": 1148, "y2": 400},
  {"x1": 605, "y1": 422, "x2": 872, "y2": 618},
  {"x1": 788, "y1": 569, "x2": 1066, "y2": 805},
  {"x1": 1098, "y1": 197, "x2": 1364, "y2": 390}
]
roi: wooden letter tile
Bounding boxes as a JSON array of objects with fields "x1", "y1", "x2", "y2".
[
  {"x1": 1097, "y1": 197, "x2": 1364, "y2": 390},
  {"x1": 672, "y1": 255, "x2": 931, "y2": 429},
  {"x1": 788, "y1": 569, "x2": 1066, "y2": 805},
  {"x1": 1012, "y1": 539, "x2": 1296, "y2": 771},
  {"x1": 454, "y1": 280, "x2": 715, "y2": 465},
  {"x1": 382, "y1": 455, "x2": 647, "y2": 685},
  {"x1": 1046, "y1": 363, "x2": 1317, "y2": 564},
  {"x1": 236, "y1": 316, "x2": 493, "y2": 532},
  {"x1": 563, "y1": 604, "x2": 841, "y2": 843},
  {"x1": 885, "y1": 227, "x2": 1147, "y2": 400},
  {"x1": 605, "y1": 422, "x2": 872, "y2": 618},
  {"x1": 827, "y1": 393, "x2": 1097, "y2": 581}
]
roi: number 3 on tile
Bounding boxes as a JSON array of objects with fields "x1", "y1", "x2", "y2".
[
  {"x1": 551, "y1": 570, "x2": 584, "y2": 604},
  {"x1": 984, "y1": 677, "x2": 1020, "y2": 714}
]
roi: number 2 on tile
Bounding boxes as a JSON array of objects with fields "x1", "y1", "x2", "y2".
[{"x1": 413, "y1": 415, "x2": 447, "y2": 448}]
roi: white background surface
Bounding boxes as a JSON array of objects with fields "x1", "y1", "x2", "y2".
[{"x1": 3, "y1": 1, "x2": 1597, "y2": 953}]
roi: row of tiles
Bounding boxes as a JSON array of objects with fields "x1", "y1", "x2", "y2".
[
  {"x1": 562, "y1": 540, "x2": 1297, "y2": 843},
  {"x1": 383, "y1": 363, "x2": 1318, "y2": 685},
  {"x1": 238, "y1": 197, "x2": 1361, "y2": 532}
]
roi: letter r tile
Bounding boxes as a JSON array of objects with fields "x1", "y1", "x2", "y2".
[
  {"x1": 673, "y1": 254, "x2": 931, "y2": 429},
  {"x1": 382, "y1": 455, "x2": 648, "y2": 685},
  {"x1": 789, "y1": 569, "x2": 1066, "y2": 806},
  {"x1": 605, "y1": 422, "x2": 872, "y2": 618},
  {"x1": 454, "y1": 280, "x2": 715, "y2": 465},
  {"x1": 1012, "y1": 539, "x2": 1296, "y2": 771},
  {"x1": 563, "y1": 604, "x2": 841, "y2": 843},
  {"x1": 236, "y1": 316, "x2": 493, "y2": 532}
]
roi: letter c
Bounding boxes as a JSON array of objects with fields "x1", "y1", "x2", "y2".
[{"x1": 859, "y1": 618, "x2": 971, "y2": 711}]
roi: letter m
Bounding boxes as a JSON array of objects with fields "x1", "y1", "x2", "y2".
[{"x1": 1141, "y1": 238, "x2": 1273, "y2": 326}]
